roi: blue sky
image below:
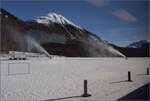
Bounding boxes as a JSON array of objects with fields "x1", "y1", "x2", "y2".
[{"x1": 1, "y1": 0, "x2": 149, "y2": 46}]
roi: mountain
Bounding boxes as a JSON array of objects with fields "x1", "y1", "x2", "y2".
[
  {"x1": 0, "y1": 8, "x2": 125, "y2": 57},
  {"x1": 127, "y1": 40, "x2": 150, "y2": 48},
  {"x1": 109, "y1": 41, "x2": 149, "y2": 57},
  {"x1": 33, "y1": 12, "x2": 81, "y2": 29}
]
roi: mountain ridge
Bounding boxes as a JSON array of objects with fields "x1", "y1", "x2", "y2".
[
  {"x1": 109, "y1": 40, "x2": 149, "y2": 57},
  {"x1": 127, "y1": 40, "x2": 150, "y2": 48},
  {"x1": 0, "y1": 8, "x2": 125, "y2": 57}
]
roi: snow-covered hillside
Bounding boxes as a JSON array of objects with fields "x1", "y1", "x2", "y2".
[{"x1": 1, "y1": 57, "x2": 149, "y2": 100}]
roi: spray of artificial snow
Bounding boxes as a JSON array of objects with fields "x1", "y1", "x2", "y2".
[
  {"x1": 6, "y1": 26, "x2": 51, "y2": 58},
  {"x1": 87, "y1": 35, "x2": 126, "y2": 57},
  {"x1": 26, "y1": 35, "x2": 51, "y2": 58},
  {"x1": 65, "y1": 29, "x2": 125, "y2": 57}
]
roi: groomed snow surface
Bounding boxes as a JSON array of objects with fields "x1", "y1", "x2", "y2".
[{"x1": 0, "y1": 57, "x2": 150, "y2": 101}]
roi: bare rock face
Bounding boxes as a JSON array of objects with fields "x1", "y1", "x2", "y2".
[{"x1": 0, "y1": 8, "x2": 125, "y2": 57}]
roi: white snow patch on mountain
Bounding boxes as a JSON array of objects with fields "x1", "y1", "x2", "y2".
[{"x1": 34, "y1": 12, "x2": 82, "y2": 29}]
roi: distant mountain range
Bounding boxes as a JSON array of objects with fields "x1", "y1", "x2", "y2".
[
  {"x1": 127, "y1": 40, "x2": 149, "y2": 48},
  {"x1": 109, "y1": 40, "x2": 149, "y2": 57},
  {"x1": 0, "y1": 8, "x2": 125, "y2": 57}
]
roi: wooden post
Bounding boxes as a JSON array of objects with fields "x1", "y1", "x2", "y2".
[{"x1": 81, "y1": 80, "x2": 91, "y2": 97}]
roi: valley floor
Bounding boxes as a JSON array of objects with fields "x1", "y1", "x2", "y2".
[{"x1": 0, "y1": 57, "x2": 150, "y2": 101}]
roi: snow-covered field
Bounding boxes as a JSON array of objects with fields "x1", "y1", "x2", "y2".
[{"x1": 0, "y1": 57, "x2": 150, "y2": 101}]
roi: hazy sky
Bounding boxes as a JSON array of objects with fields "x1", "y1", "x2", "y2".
[{"x1": 1, "y1": 0, "x2": 149, "y2": 46}]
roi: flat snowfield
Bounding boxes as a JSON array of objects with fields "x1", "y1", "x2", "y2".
[{"x1": 0, "y1": 57, "x2": 150, "y2": 101}]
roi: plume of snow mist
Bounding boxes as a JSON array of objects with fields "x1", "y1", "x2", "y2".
[
  {"x1": 77, "y1": 34, "x2": 126, "y2": 57},
  {"x1": 26, "y1": 35, "x2": 51, "y2": 58},
  {"x1": 6, "y1": 25, "x2": 51, "y2": 58},
  {"x1": 89, "y1": 35, "x2": 125, "y2": 57}
]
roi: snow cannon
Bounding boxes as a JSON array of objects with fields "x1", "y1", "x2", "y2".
[{"x1": 46, "y1": 53, "x2": 52, "y2": 59}]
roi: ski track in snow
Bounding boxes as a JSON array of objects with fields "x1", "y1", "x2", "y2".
[{"x1": 0, "y1": 57, "x2": 150, "y2": 101}]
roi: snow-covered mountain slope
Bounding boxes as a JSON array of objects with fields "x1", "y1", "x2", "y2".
[
  {"x1": 33, "y1": 12, "x2": 81, "y2": 29},
  {"x1": 127, "y1": 40, "x2": 150, "y2": 48}
]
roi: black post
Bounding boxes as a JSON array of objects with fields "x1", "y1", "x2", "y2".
[
  {"x1": 81, "y1": 80, "x2": 91, "y2": 97},
  {"x1": 128, "y1": 71, "x2": 131, "y2": 81},
  {"x1": 147, "y1": 68, "x2": 149, "y2": 75}
]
